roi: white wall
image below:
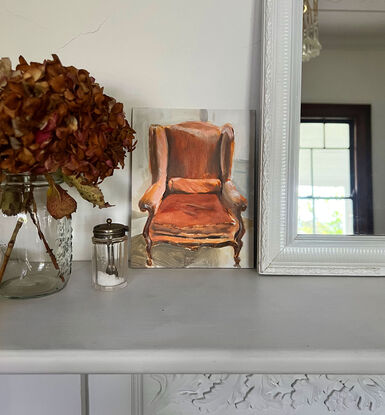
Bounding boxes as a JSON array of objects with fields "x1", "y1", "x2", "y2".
[
  {"x1": 301, "y1": 48, "x2": 385, "y2": 234},
  {"x1": 1, "y1": 1, "x2": 260, "y2": 414},
  {"x1": 1, "y1": 0, "x2": 260, "y2": 260}
]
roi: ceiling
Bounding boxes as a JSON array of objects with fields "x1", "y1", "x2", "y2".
[{"x1": 318, "y1": 0, "x2": 385, "y2": 48}]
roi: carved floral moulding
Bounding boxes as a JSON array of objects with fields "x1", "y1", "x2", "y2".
[{"x1": 143, "y1": 374, "x2": 385, "y2": 415}]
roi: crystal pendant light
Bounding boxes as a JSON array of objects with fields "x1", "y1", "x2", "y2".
[{"x1": 303, "y1": 0, "x2": 322, "y2": 62}]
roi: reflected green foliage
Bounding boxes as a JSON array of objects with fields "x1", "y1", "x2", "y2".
[
  {"x1": 316, "y1": 212, "x2": 343, "y2": 234},
  {"x1": 298, "y1": 199, "x2": 344, "y2": 235}
]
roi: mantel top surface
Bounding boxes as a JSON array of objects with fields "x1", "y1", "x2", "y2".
[{"x1": 0, "y1": 262, "x2": 384, "y2": 374}]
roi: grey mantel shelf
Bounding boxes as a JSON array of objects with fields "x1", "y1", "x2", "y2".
[{"x1": 0, "y1": 261, "x2": 385, "y2": 374}]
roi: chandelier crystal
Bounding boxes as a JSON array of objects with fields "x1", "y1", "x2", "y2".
[{"x1": 303, "y1": 0, "x2": 322, "y2": 62}]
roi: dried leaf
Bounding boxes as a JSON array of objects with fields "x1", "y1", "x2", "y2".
[
  {"x1": 11, "y1": 118, "x2": 25, "y2": 137},
  {"x1": 66, "y1": 115, "x2": 78, "y2": 132},
  {"x1": 63, "y1": 174, "x2": 112, "y2": 209},
  {"x1": 64, "y1": 89, "x2": 75, "y2": 101},
  {"x1": 23, "y1": 65, "x2": 44, "y2": 82},
  {"x1": 0, "y1": 187, "x2": 23, "y2": 216},
  {"x1": 48, "y1": 74, "x2": 66, "y2": 92},
  {"x1": 35, "y1": 113, "x2": 58, "y2": 144},
  {"x1": 17, "y1": 55, "x2": 28, "y2": 71},
  {"x1": 3, "y1": 93, "x2": 20, "y2": 118},
  {"x1": 0, "y1": 57, "x2": 12, "y2": 88},
  {"x1": 46, "y1": 175, "x2": 77, "y2": 219},
  {"x1": 17, "y1": 147, "x2": 35, "y2": 165},
  {"x1": 33, "y1": 81, "x2": 49, "y2": 96},
  {"x1": 9, "y1": 136, "x2": 21, "y2": 150}
]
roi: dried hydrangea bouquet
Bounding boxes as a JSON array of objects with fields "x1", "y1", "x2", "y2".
[{"x1": 0, "y1": 55, "x2": 135, "y2": 298}]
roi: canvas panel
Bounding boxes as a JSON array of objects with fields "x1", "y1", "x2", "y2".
[{"x1": 131, "y1": 108, "x2": 255, "y2": 268}]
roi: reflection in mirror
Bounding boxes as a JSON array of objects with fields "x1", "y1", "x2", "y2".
[{"x1": 299, "y1": 0, "x2": 385, "y2": 235}]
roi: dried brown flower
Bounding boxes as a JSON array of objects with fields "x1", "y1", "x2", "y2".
[
  {"x1": 0, "y1": 55, "x2": 135, "y2": 217},
  {"x1": 0, "y1": 55, "x2": 136, "y2": 180}
]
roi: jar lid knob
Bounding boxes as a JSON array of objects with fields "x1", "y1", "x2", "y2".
[{"x1": 107, "y1": 218, "x2": 112, "y2": 225}]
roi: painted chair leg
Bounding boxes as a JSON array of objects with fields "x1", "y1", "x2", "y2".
[
  {"x1": 146, "y1": 253, "x2": 153, "y2": 267},
  {"x1": 142, "y1": 214, "x2": 154, "y2": 267},
  {"x1": 145, "y1": 238, "x2": 153, "y2": 266},
  {"x1": 233, "y1": 241, "x2": 242, "y2": 267},
  {"x1": 233, "y1": 215, "x2": 245, "y2": 267}
]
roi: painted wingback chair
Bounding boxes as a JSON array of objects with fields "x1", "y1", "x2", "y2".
[{"x1": 139, "y1": 121, "x2": 247, "y2": 267}]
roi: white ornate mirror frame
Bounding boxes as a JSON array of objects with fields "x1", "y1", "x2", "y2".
[{"x1": 258, "y1": 0, "x2": 385, "y2": 275}]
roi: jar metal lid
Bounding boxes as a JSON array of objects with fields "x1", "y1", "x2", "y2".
[{"x1": 93, "y1": 218, "x2": 128, "y2": 239}]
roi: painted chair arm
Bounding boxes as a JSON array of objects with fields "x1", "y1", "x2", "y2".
[
  {"x1": 221, "y1": 180, "x2": 247, "y2": 212},
  {"x1": 138, "y1": 181, "x2": 166, "y2": 214}
]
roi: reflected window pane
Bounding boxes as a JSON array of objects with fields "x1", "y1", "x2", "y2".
[
  {"x1": 300, "y1": 123, "x2": 324, "y2": 148},
  {"x1": 325, "y1": 123, "x2": 350, "y2": 148},
  {"x1": 298, "y1": 149, "x2": 312, "y2": 197},
  {"x1": 298, "y1": 120, "x2": 354, "y2": 235},
  {"x1": 298, "y1": 199, "x2": 314, "y2": 234},
  {"x1": 313, "y1": 149, "x2": 351, "y2": 197},
  {"x1": 314, "y1": 199, "x2": 353, "y2": 235}
]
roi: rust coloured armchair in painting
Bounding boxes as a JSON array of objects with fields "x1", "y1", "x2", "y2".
[{"x1": 139, "y1": 121, "x2": 247, "y2": 267}]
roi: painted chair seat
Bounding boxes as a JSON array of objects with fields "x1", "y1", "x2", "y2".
[{"x1": 151, "y1": 193, "x2": 237, "y2": 239}]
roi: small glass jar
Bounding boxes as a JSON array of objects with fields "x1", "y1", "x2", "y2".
[{"x1": 92, "y1": 218, "x2": 129, "y2": 291}]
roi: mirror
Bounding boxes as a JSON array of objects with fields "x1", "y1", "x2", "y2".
[
  {"x1": 258, "y1": 0, "x2": 385, "y2": 275},
  {"x1": 299, "y1": 0, "x2": 385, "y2": 235}
]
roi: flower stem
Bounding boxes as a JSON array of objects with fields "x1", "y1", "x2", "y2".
[
  {"x1": 0, "y1": 217, "x2": 25, "y2": 284},
  {"x1": 26, "y1": 193, "x2": 65, "y2": 283}
]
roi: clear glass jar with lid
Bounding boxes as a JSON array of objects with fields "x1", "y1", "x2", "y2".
[{"x1": 92, "y1": 218, "x2": 129, "y2": 291}]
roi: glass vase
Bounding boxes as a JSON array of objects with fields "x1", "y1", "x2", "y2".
[{"x1": 0, "y1": 173, "x2": 72, "y2": 299}]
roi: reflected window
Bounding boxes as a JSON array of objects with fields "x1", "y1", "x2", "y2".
[{"x1": 298, "y1": 104, "x2": 373, "y2": 235}]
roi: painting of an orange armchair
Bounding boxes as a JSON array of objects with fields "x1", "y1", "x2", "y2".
[{"x1": 139, "y1": 121, "x2": 247, "y2": 267}]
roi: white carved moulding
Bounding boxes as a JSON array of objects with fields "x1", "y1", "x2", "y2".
[{"x1": 139, "y1": 374, "x2": 385, "y2": 414}]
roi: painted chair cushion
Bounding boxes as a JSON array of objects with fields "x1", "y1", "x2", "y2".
[
  {"x1": 151, "y1": 193, "x2": 237, "y2": 238},
  {"x1": 167, "y1": 178, "x2": 221, "y2": 194}
]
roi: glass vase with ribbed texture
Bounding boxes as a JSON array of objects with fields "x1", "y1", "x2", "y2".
[{"x1": 0, "y1": 174, "x2": 72, "y2": 299}]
